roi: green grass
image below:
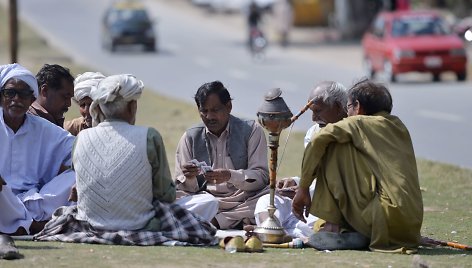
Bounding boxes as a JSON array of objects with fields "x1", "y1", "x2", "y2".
[{"x1": 1, "y1": 4, "x2": 472, "y2": 267}]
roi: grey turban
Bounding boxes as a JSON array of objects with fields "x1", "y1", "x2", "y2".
[
  {"x1": 89, "y1": 74, "x2": 144, "y2": 126},
  {"x1": 0, "y1": 63, "x2": 38, "y2": 98},
  {"x1": 73, "y1": 72, "x2": 106, "y2": 102}
]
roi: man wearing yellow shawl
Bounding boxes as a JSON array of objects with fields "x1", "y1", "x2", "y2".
[{"x1": 292, "y1": 79, "x2": 423, "y2": 253}]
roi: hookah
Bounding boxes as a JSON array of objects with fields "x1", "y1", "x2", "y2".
[{"x1": 253, "y1": 88, "x2": 314, "y2": 243}]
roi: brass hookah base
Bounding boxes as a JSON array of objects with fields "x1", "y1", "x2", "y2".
[{"x1": 254, "y1": 205, "x2": 287, "y2": 244}]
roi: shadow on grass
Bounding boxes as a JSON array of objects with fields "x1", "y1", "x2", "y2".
[
  {"x1": 0, "y1": 253, "x2": 24, "y2": 260},
  {"x1": 418, "y1": 247, "x2": 472, "y2": 256},
  {"x1": 16, "y1": 245, "x2": 60, "y2": 250}
]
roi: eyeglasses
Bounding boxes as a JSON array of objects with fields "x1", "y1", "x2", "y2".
[{"x1": 1, "y1": 88, "x2": 34, "y2": 100}]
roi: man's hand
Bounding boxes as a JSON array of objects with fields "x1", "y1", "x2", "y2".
[
  {"x1": 181, "y1": 162, "x2": 200, "y2": 179},
  {"x1": 276, "y1": 177, "x2": 298, "y2": 198},
  {"x1": 0, "y1": 174, "x2": 6, "y2": 192},
  {"x1": 204, "y1": 169, "x2": 231, "y2": 185},
  {"x1": 68, "y1": 184, "x2": 77, "y2": 202},
  {"x1": 58, "y1": 164, "x2": 70, "y2": 175},
  {"x1": 277, "y1": 177, "x2": 298, "y2": 189},
  {"x1": 292, "y1": 187, "x2": 312, "y2": 223}
]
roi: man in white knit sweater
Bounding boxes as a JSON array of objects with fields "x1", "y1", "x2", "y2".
[{"x1": 35, "y1": 74, "x2": 216, "y2": 245}]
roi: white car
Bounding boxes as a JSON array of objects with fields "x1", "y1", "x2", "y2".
[{"x1": 209, "y1": 0, "x2": 274, "y2": 13}]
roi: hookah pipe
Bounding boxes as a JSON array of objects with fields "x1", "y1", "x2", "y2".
[
  {"x1": 263, "y1": 238, "x2": 304, "y2": 249},
  {"x1": 291, "y1": 98, "x2": 315, "y2": 123},
  {"x1": 422, "y1": 236, "x2": 472, "y2": 250},
  {"x1": 277, "y1": 98, "x2": 315, "y2": 170},
  {"x1": 266, "y1": 99, "x2": 315, "y2": 246}
]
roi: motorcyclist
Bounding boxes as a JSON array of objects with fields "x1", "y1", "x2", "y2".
[{"x1": 247, "y1": 2, "x2": 262, "y2": 47}]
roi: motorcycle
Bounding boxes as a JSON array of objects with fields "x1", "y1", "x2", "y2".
[{"x1": 249, "y1": 27, "x2": 267, "y2": 59}]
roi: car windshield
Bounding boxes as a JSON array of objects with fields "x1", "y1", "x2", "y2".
[
  {"x1": 392, "y1": 16, "x2": 449, "y2": 37},
  {"x1": 108, "y1": 9, "x2": 149, "y2": 25}
]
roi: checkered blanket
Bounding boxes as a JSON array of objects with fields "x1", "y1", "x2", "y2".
[{"x1": 34, "y1": 202, "x2": 218, "y2": 246}]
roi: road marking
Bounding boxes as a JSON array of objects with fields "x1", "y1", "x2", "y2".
[
  {"x1": 417, "y1": 110, "x2": 464, "y2": 123},
  {"x1": 228, "y1": 69, "x2": 249, "y2": 80},
  {"x1": 194, "y1": 56, "x2": 212, "y2": 68}
]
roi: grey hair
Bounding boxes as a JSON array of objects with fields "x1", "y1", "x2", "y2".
[
  {"x1": 97, "y1": 97, "x2": 129, "y2": 119},
  {"x1": 309, "y1": 81, "x2": 348, "y2": 111}
]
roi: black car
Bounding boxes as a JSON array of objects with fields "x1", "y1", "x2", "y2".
[{"x1": 102, "y1": 1, "x2": 157, "y2": 52}]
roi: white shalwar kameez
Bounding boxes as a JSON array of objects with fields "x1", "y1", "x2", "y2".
[
  {"x1": 254, "y1": 177, "x2": 318, "y2": 239},
  {"x1": 0, "y1": 110, "x2": 75, "y2": 234}
]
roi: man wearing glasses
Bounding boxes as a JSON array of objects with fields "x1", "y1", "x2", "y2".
[
  {"x1": 0, "y1": 63, "x2": 75, "y2": 236},
  {"x1": 292, "y1": 79, "x2": 423, "y2": 253}
]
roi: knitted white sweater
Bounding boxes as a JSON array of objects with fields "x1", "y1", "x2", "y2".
[{"x1": 74, "y1": 121, "x2": 154, "y2": 231}]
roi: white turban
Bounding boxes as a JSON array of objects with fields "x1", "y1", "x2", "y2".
[
  {"x1": 73, "y1": 72, "x2": 106, "y2": 102},
  {"x1": 90, "y1": 74, "x2": 144, "y2": 126},
  {"x1": 0, "y1": 63, "x2": 38, "y2": 98}
]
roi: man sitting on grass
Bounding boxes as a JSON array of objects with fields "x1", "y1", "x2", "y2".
[
  {"x1": 64, "y1": 71, "x2": 106, "y2": 135},
  {"x1": 0, "y1": 63, "x2": 75, "y2": 236},
  {"x1": 28, "y1": 64, "x2": 74, "y2": 128},
  {"x1": 35, "y1": 74, "x2": 216, "y2": 246},
  {"x1": 292, "y1": 79, "x2": 423, "y2": 253},
  {"x1": 175, "y1": 81, "x2": 269, "y2": 230}
]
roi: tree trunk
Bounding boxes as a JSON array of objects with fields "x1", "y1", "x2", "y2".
[{"x1": 9, "y1": 0, "x2": 18, "y2": 63}]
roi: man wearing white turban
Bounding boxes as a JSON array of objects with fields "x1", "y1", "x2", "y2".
[
  {"x1": 0, "y1": 63, "x2": 76, "y2": 235},
  {"x1": 35, "y1": 74, "x2": 217, "y2": 246},
  {"x1": 64, "y1": 72, "x2": 106, "y2": 135}
]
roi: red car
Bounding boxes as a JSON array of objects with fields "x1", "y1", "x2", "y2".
[{"x1": 362, "y1": 10, "x2": 468, "y2": 82}]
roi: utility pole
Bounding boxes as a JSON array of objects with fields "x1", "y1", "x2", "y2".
[{"x1": 9, "y1": 0, "x2": 18, "y2": 63}]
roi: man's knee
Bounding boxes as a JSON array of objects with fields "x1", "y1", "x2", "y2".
[
  {"x1": 176, "y1": 193, "x2": 219, "y2": 221},
  {"x1": 207, "y1": 196, "x2": 219, "y2": 211}
]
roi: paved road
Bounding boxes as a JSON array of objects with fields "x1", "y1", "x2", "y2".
[{"x1": 12, "y1": 0, "x2": 472, "y2": 169}]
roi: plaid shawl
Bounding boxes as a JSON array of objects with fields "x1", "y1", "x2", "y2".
[{"x1": 34, "y1": 202, "x2": 218, "y2": 246}]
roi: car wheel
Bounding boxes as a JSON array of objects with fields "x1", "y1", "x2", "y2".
[
  {"x1": 363, "y1": 57, "x2": 375, "y2": 79},
  {"x1": 383, "y1": 61, "x2": 396, "y2": 83},
  {"x1": 432, "y1": 73, "x2": 441, "y2": 82},
  {"x1": 457, "y1": 72, "x2": 467, "y2": 81}
]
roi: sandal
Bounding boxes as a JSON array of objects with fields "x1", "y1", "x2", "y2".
[
  {"x1": 0, "y1": 234, "x2": 22, "y2": 260},
  {"x1": 219, "y1": 235, "x2": 263, "y2": 253}
]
